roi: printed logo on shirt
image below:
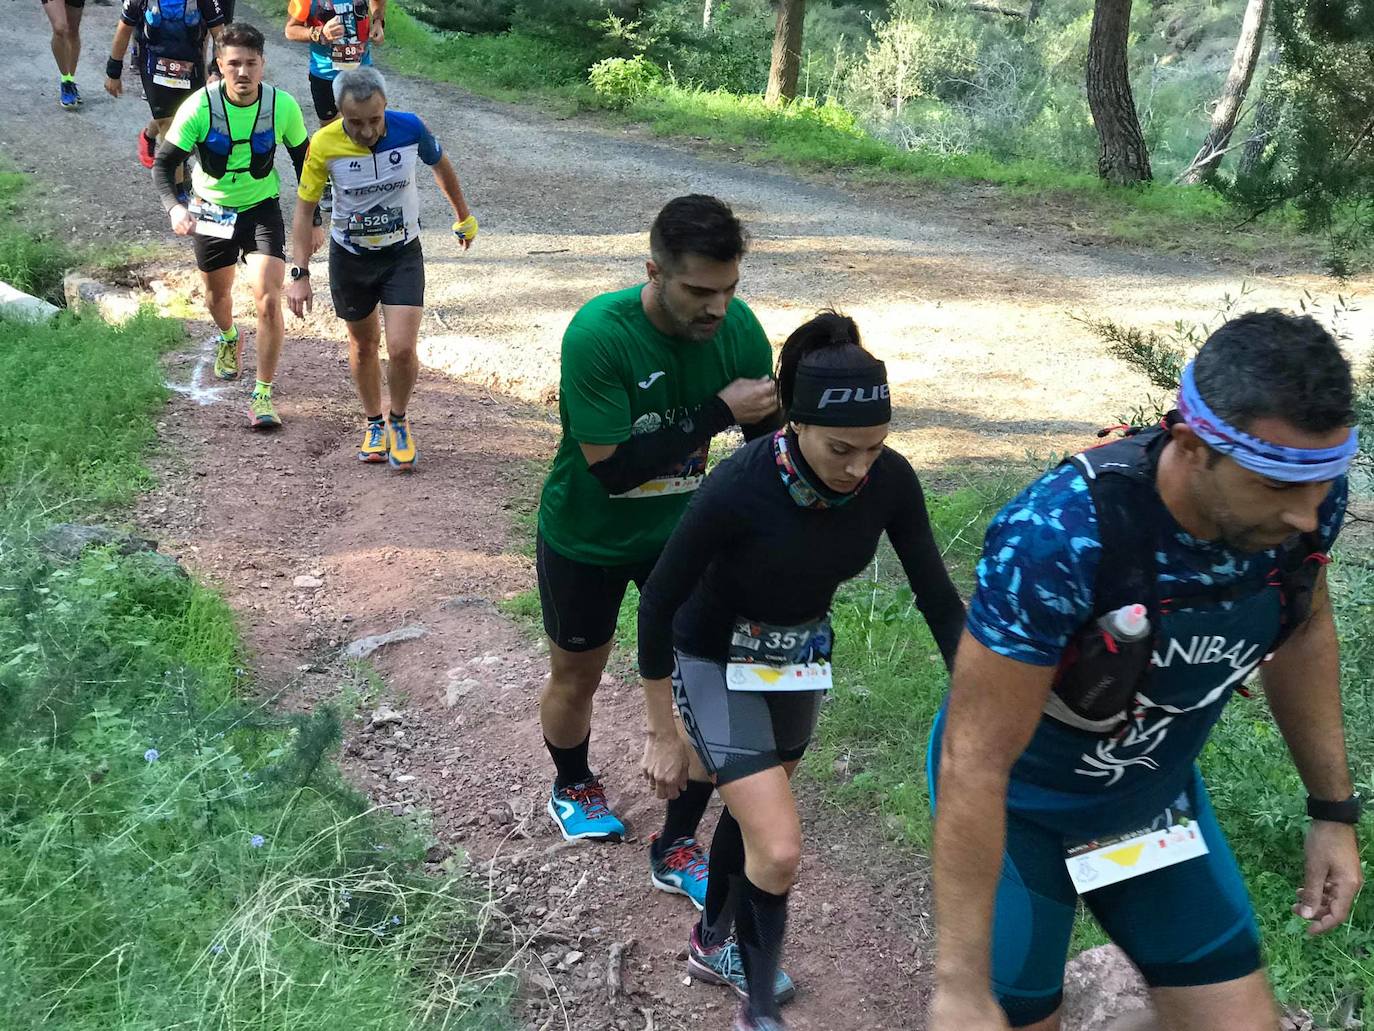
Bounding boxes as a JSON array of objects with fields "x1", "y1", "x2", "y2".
[
  {"x1": 1073, "y1": 634, "x2": 1262, "y2": 786},
  {"x1": 637, "y1": 371, "x2": 666, "y2": 389},
  {"x1": 389, "y1": 150, "x2": 402, "y2": 165},
  {"x1": 348, "y1": 160, "x2": 362, "y2": 170}
]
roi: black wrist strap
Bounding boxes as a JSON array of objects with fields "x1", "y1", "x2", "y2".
[
  {"x1": 107, "y1": 57, "x2": 123, "y2": 79},
  {"x1": 1307, "y1": 793, "x2": 1362, "y2": 824}
]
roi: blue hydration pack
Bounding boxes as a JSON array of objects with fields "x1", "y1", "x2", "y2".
[
  {"x1": 142, "y1": 0, "x2": 203, "y2": 65},
  {"x1": 197, "y1": 83, "x2": 278, "y2": 181}
]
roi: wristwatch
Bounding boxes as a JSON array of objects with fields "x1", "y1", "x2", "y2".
[
  {"x1": 310, "y1": 24, "x2": 323, "y2": 43},
  {"x1": 1307, "y1": 793, "x2": 1362, "y2": 824},
  {"x1": 289, "y1": 266, "x2": 310, "y2": 281}
]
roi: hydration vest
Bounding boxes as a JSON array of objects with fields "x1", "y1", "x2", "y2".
[
  {"x1": 142, "y1": 0, "x2": 203, "y2": 63},
  {"x1": 196, "y1": 84, "x2": 278, "y2": 181},
  {"x1": 1046, "y1": 416, "x2": 1327, "y2": 732}
]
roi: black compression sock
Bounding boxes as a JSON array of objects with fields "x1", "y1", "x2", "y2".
[
  {"x1": 698, "y1": 807, "x2": 746, "y2": 948},
  {"x1": 654, "y1": 779, "x2": 713, "y2": 857},
  {"x1": 545, "y1": 734, "x2": 594, "y2": 790},
  {"x1": 737, "y1": 875, "x2": 789, "y2": 1021}
]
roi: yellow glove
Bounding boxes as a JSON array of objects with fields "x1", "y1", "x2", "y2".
[{"x1": 453, "y1": 215, "x2": 479, "y2": 242}]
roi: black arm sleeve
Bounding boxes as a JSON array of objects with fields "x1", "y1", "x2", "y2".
[
  {"x1": 637, "y1": 462, "x2": 741, "y2": 679},
  {"x1": 286, "y1": 139, "x2": 310, "y2": 182},
  {"x1": 740, "y1": 407, "x2": 784, "y2": 442},
  {"x1": 586, "y1": 395, "x2": 735, "y2": 496},
  {"x1": 885, "y1": 456, "x2": 966, "y2": 671},
  {"x1": 152, "y1": 141, "x2": 194, "y2": 213},
  {"x1": 284, "y1": 140, "x2": 322, "y2": 226}
]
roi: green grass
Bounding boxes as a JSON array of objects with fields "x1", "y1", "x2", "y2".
[
  {"x1": 0, "y1": 206, "x2": 518, "y2": 1027},
  {"x1": 0, "y1": 171, "x2": 78, "y2": 303},
  {"x1": 0, "y1": 311, "x2": 183, "y2": 508}
]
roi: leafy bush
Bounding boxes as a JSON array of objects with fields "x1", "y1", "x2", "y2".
[{"x1": 589, "y1": 54, "x2": 665, "y2": 108}]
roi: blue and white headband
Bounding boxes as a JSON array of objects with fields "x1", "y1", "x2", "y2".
[{"x1": 1176, "y1": 362, "x2": 1358, "y2": 483}]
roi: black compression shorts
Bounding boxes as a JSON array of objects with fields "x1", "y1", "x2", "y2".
[
  {"x1": 673, "y1": 653, "x2": 823, "y2": 785},
  {"x1": 309, "y1": 73, "x2": 338, "y2": 123},
  {"x1": 140, "y1": 67, "x2": 204, "y2": 120},
  {"x1": 536, "y1": 531, "x2": 658, "y2": 653},
  {"x1": 191, "y1": 197, "x2": 286, "y2": 273},
  {"x1": 328, "y1": 238, "x2": 424, "y2": 321},
  {"x1": 43, "y1": 0, "x2": 85, "y2": 7}
]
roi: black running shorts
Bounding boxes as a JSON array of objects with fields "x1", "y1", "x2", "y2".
[
  {"x1": 535, "y1": 531, "x2": 658, "y2": 653},
  {"x1": 191, "y1": 197, "x2": 287, "y2": 273},
  {"x1": 672, "y1": 654, "x2": 823, "y2": 785},
  {"x1": 328, "y1": 238, "x2": 425, "y2": 322},
  {"x1": 309, "y1": 73, "x2": 338, "y2": 123},
  {"x1": 140, "y1": 67, "x2": 204, "y2": 121},
  {"x1": 43, "y1": 0, "x2": 85, "y2": 7}
]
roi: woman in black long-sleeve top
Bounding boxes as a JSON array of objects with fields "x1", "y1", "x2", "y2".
[{"x1": 636, "y1": 311, "x2": 965, "y2": 1031}]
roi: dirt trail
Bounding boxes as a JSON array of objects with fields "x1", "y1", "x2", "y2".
[{"x1": 4, "y1": 3, "x2": 1365, "y2": 1028}]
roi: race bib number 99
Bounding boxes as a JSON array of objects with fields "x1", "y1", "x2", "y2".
[
  {"x1": 726, "y1": 616, "x2": 833, "y2": 692},
  {"x1": 153, "y1": 57, "x2": 195, "y2": 89}
]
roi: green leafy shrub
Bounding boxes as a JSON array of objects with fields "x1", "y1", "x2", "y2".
[{"x1": 589, "y1": 54, "x2": 665, "y2": 108}]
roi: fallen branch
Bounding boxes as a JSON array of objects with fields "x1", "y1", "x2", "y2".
[{"x1": 607, "y1": 939, "x2": 634, "y2": 1000}]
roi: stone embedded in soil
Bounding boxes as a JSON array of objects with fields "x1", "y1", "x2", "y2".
[
  {"x1": 1060, "y1": 944, "x2": 1149, "y2": 1030},
  {"x1": 293, "y1": 575, "x2": 324, "y2": 589},
  {"x1": 343, "y1": 625, "x2": 427, "y2": 660},
  {"x1": 368, "y1": 705, "x2": 405, "y2": 728}
]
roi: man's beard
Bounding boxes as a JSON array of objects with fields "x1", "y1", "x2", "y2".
[{"x1": 658, "y1": 290, "x2": 721, "y2": 342}]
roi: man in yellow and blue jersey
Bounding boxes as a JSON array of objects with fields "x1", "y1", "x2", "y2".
[{"x1": 284, "y1": 66, "x2": 477, "y2": 471}]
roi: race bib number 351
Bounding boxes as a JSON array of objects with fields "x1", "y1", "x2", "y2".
[{"x1": 726, "y1": 616, "x2": 833, "y2": 692}]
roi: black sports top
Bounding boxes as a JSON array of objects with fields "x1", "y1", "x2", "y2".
[{"x1": 636, "y1": 432, "x2": 965, "y2": 680}]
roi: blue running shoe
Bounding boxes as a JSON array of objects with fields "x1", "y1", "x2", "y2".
[
  {"x1": 687, "y1": 924, "x2": 796, "y2": 1005},
  {"x1": 547, "y1": 778, "x2": 625, "y2": 842},
  {"x1": 649, "y1": 833, "x2": 709, "y2": 911},
  {"x1": 734, "y1": 1003, "x2": 787, "y2": 1031},
  {"x1": 60, "y1": 80, "x2": 79, "y2": 110}
]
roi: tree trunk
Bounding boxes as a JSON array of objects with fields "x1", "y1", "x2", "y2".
[
  {"x1": 1178, "y1": 0, "x2": 1270, "y2": 183},
  {"x1": 765, "y1": 0, "x2": 805, "y2": 105},
  {"x1": 1086, "y1": 0, "x2": 1153, "y2": 183},
  {"x1": 703, "y1": 0, "x2": 714, "y2": 30},
  {"x1": 1027, "y1": 0, "x2": 1044, "y2": 21},
  {"x1": 1238, "y1": 71, "x2": 1281, "y2": 177}
]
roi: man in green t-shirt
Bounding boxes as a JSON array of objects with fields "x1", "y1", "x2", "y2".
[
  {"x1": 151, "y1": 22, "x2": 320, "y2": 429},
  {"x1": 537, "y1": 195, "x2": 780, "y2": 908}
]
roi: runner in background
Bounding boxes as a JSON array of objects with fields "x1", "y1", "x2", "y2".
[
  {"x1": 285, "y1": 66, "x2": 477, "y2": 470},
  {"x1": 105, "y1": 0, "x2": 227, "y2": 176},
  {"x1": 42, "y1": 0, "x2": 86, "y2": 109},
  {"x1": 151, "y1": 22, "x2": 321, "y2": 428}
]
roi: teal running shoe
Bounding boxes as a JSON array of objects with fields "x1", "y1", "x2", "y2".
[
  {"x1": 547, "y1": 778, "x2": 625, "y2": 842},
  {"x1": 687, "y1": 924, "x2": 796, "y2": 1005},
  {"x1": 649, "y1": 833, "x2": 709, "y2": 911}
]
